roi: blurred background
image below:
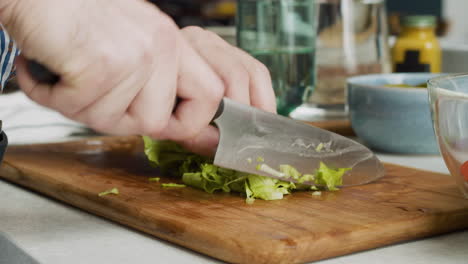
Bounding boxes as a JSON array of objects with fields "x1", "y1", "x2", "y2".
[{"x1": 149, "y1": 0, "x2": 468, "y2": 44}]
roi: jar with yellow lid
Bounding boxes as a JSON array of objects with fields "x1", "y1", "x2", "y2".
[{"x1": 392, "y1": 15, "x2": 441, "y2": 73}]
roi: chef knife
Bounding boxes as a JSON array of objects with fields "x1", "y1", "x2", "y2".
[
  {"x1": 212, "y1": 98, "x2": 385, "y2": 187},
  {"x1": 27, "y1": 60, "x2": 385, "y2": 187}
]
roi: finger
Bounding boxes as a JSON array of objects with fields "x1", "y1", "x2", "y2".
[
  {"x1": 181, "y1": 26, "x2": 250, "y2": 105},
  {"x1": 118, "y1": 15, "x2": 180, "y2": 138},
  {"x1": 232, "y1": 47, "x2": 277, "y2": 113},
  {"x1": 161, "y1": 38, "x2": 224, "y2": 141},
  {"x1": 125, "y1": 35, "x2": 179, "y2": 138},
  {"x1": 178, "y1": 125, "x2": 219, "y2": 157},
  {"x1": 17, "y1": 51, "x2": 140, "y2": 128},
  {"x1": 69, "y1": 72, "x2": 141, "y2": 135},
  {"x1": 15, "y1": 36, "x2": 136, "y2": 119}
]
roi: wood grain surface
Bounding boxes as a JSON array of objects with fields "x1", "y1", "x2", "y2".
[{"x1": 1, "y1": 136, "x2": 467, "y2": 264}]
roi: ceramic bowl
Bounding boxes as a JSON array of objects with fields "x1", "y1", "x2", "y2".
[{"x1": 347, "y1": 73, "x2": 443, "y2": 154}]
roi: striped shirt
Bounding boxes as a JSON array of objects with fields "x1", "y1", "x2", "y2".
[{"x1": 0, "y1": 25, "x2": 18, "y2": 91}]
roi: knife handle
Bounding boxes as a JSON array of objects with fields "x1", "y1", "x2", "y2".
[{"x1": 26, "y1": 60, "x2": 225, "y2": 121}]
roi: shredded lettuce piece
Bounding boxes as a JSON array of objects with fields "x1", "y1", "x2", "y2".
[
  {"x1": 315, "y1": 143, "x2": 324, "y2": 152},
  {"x1": 143, "y1": 136, "x2": 207, "y2": 175},
  {"x1": 245, "y1": 182, "x2": 255, "y2": 204},
  {"x1": 299, "y1": 174, "x2": 315, "y2": 184},
  {"x1": 312, "y1": 191, "x2": 322, "y2": 196},
  {"x1": 162, "y1": 183, "x2": 186, "y2": 188},
  {"x1": 279, "y1": 164, "x2": 301, "y2": 180},
  {"x1": 247, "y1": 175, "x2": 285, "y2": 200},
  {"x1": 314, "y1": 162, "x2": 351, "y2": 191},
  {"x1": 148, "y1": 177, "x2": 160, "y2": 182},
  {"x1": 142, "y1": 137, "x2": 350, "y2": 202},
  {"x1": 98, "y1": 187, "x2": 119, "y2": 197},
  {"x1": 257, "y1": 164, "x2": 286, "y2": 178}
]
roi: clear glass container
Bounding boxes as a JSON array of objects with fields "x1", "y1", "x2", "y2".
[
  {"x1": 291, "y1": 0, "x2": 391, "y2": 121},
  {"x1": 237, "y1": 0, "x2": 317, "y2": 116},
  {"x1": 428, "y1": 74, "x2": 468, "y2": 199}
]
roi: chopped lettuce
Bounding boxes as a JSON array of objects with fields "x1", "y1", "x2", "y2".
[
  {"x1": 98, "y1": 187, "x2": 119, "y2": 197},
  {"x1": 247, "y1": 175, "x2": 287, "y2": 200},
  {"x1": 161, "y1": 183, "x2": 186, "y2": 188},
  {"x1": 314, "y1": 162, "x2": 351, "y2": 191},
  {"x1": 279, "y1": 164, "x2": 301, "y2": 180},
  {"x1": 257, "y1": 164, "x2": 286, "y2": 178},
  {"x1": 142, "y1": 136, "x2": 350, "y2": 203},
  {"x1": 148, "y1": 177, "x2": 160, "y2": 182},
  {"x1": 315, "y1": 143, "x2": 324, "y2": 152}
]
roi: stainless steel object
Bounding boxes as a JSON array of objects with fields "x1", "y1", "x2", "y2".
[{"x1": 213, "y1": 98, "x2": 385, "y2": 187}]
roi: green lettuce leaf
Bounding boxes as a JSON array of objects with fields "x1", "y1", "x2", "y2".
[
  {"x1": 314, "y1": 162, "x2": 351, "y2": 191},
  {"x1": 148, "y1": 177, "x2": 160, "y2": 182},
  {"x1": 98, "y1": 187, "x2": 119, "y2": 197},
  {"x1": 246, "y1": 175, "x2": 285, "y2": 200},
  {"x1": 161, "y1": 183, "x2": 186, "y2": 188},
  {"x1": 279, "y1": 164, "x2": 301, "y2": 180}
]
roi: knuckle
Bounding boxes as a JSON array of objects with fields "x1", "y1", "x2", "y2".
[
  {"x1": 153, "y1": 17, "x2": 179, "y2": 56},
  {"x1": 157, "y1": 18, "x2": 178, "y2": 42},
  {"x1": 256, "y1": 62, "x2": 271, "y2": 78},
  {"x1": 95, "y1": 46, "x2": 123, "y2": 73},
  {"x1": 204, "y1": 29, "x2": 222, "y2": 41},
  {"x1": 208, "y1": 83, "x2": 224, "y2": 104},
  {"x1": 137, "y1": 35, "x2": 156, "y2": 66},
  {"x1": 181, "y1": 26, "x2": 224, "y2": 46},
  {"x1": 59, "y1": 103, "x2": 82, "y2": 117},
  {"x1": 78, "y1": 110, "x2": 119, "y2": 134},
  {"x1": 87, "y1": 116, "x2": 113, "y2": 133},
  {"x1": 179, "y1": 124, "x2": 199, "y2": 140},
  {"x1": 157, "y1": 13, "x2": 178, "y2": 32},
  {"x1": 227, "y1": 67, "x2": 250, "y2": 88},
  {"x1": 140, "y1": 119, "x2": 167, "y2": 138},
  {"x1": 181, "y1": 26, "x2": 205, "y2": 35}
]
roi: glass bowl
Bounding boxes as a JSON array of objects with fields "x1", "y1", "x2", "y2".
[{"x1": 428, "y1": 74, "x2": 468, "y2": 199}]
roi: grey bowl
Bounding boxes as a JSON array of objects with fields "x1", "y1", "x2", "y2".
[{"x1": 347, "y1": 73, "x2": 442, "y2": 154}]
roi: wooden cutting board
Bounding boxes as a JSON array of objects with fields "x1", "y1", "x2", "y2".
[{"x1": 1, "y1": 136, "x2": 468, "y2": 264}]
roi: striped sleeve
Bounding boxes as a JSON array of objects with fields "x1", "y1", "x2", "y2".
[{"x1": 0, "y1": 25, "x2": 19, "y2": 91}]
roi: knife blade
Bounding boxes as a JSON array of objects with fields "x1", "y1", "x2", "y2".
[
  {"x1": 26, "y1": 60, "x2": 385, "y2": 187},
  {"x1": 213, "y1": 98, "x2": 385, "y2": 187}
]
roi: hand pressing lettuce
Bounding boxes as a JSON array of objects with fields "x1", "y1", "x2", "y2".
[{"x1": 143, "y1": 136, "x2": 349, "y2": 203}]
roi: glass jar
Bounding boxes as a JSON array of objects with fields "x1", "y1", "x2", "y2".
[
  {"x1": 291, "y1": 0, "x2": 391, "y2": 121},
  {"x1": 236, "y1": 0, "x2": 318, "y2": 116},
  {"x1": 392, "y1": 15, "x2": 441, "y2": 73}
]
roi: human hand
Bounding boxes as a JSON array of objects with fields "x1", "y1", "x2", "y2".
[{"x1": 0, "y1": 0, "x2": 275, "y2": 156}]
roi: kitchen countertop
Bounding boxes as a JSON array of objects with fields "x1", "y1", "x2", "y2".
[{"x1": 1, "y1": 92, "x2": 468, "y2": 264}]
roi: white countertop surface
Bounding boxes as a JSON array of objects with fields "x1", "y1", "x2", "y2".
[{"x1": 1, "y1": 92, "x2": 467, "y2": 264}]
